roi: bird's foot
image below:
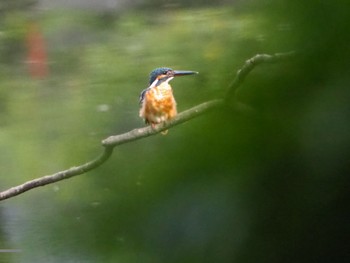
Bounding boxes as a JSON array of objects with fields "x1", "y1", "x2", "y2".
[{"x1": 150, "y1": 122, "x2": 168, "y2": 135}]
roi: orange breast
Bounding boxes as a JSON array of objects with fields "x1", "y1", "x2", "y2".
[{"x1": 140, "y1": 85, "x2": 177, "y2": 124}]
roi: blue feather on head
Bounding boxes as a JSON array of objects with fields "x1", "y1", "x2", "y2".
[{"x1": 149, "y1": 67, "x2": 172, "y2": 84}]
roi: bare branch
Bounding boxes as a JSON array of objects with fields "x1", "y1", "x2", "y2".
[
  {"x1": 0, "y1": 147, "x2": 114, "y2": 201},
  {"x1": 225, "y1": 51, "x2": 296, "y2": 101},
  {"x1": 0, "y1": 100, "x2": 223, "y2": 201},
  {"x1": 102, "y1": 99, "x2": 223, "y2": 147},
  {"x1": 0, "y1": 52, "x2": 294, "y2": 201}
]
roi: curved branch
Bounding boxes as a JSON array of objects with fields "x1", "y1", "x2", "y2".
[
  {"x1": 0, "y1": 52, "x2": 294, "y2": 201},
  {"x1": 0, "y1": 100, "x2": 223, "y2": 201},
  {"x1": 0, "y1": 147, "x2": 114, "y2": 201},
  {"x1": 102, "y1": 99, "x2": 223, "y2": 147},
  {"x1": 225, "y1": 51, "x2": 295, "y2": 100}
]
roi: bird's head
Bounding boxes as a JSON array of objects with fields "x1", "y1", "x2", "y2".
[{"x1": 149, "y1": 67, "x2": 198, "y2": 86}]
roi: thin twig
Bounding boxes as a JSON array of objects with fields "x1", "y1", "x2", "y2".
[
  {"x1": 0, "y1": 100, "x2": 223, "y2": 201},
  {"x1": 102, "y1": 99, "x2": 223, "y2": 147},
  {"x1": 0, "y1": 147, "x2": 114, "y2": 201},
  {"x1": 225, "y1": 51, "x2": 295, "y2": 101},
  {"x1": 0, "y1": 52, "x2": 294, "y2": 201}
]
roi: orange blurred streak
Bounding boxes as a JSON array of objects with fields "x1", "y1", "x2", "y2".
[{"x1": 26, "y1": 22, "x2": 49, "y2": 79}]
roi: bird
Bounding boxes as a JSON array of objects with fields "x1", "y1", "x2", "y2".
[{"x1": 139, "y1": 67, "x2": 198, "y2": 134}]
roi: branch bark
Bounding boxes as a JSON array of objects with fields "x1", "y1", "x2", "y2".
[
  {"x1": 0, "y1": 52, "x2": 294, "y2": 201},
  {"x1": 226, "y1": 51, "x2": 296, "y2": 101},
  {"x1": 0, "y1": 100, "x2": 223, "y2": 201}
]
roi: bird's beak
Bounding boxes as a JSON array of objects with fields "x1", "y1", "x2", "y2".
[{"x1": 173, "y1": 70, "x2": 198, "y2": 77}]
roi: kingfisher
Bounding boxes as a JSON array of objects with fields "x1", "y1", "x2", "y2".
[{"x1": 139, "y1": 67, "x2": 198, "y2": 134}]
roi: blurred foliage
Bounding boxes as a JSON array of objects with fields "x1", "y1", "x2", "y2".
[
  {"x1": 138, "y1": 0, "x2": 233, "y2": 9},
  {"x1": 0, "y1": 11, "x2": 27, "y2": 64},
  {"x1": 0, "y1": 0, "x2": 349, "y2": 262},
  {"x1": 0, "y1": 0, "x2": 37, "y2": 63}
]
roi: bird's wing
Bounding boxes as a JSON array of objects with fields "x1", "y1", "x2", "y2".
[{"x1": 139, "y1": 88, "x2": 150, "y2": 105}]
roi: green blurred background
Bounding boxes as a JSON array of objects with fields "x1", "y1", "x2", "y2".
[{"x1": 0, "y1": 0, "x2": 349, "y2": 262}]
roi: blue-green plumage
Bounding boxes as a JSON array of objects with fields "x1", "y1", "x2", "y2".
[
  {"x1": 149, "y1": 67, "x2": 173, "y2": 85},
  {"x1": 139, "y1": 67, "x2": 172, "y2": 105}
]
